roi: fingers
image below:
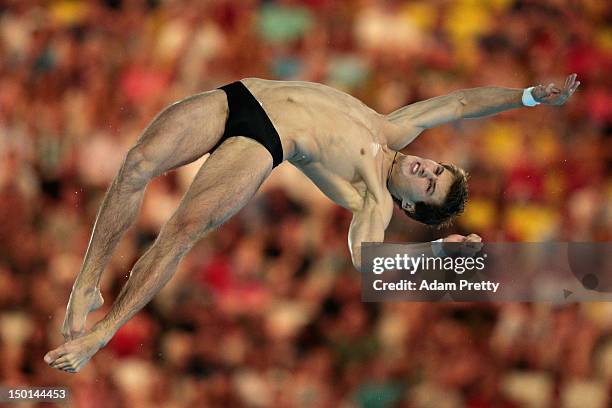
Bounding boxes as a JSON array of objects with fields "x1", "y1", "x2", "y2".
[
  {"x1": 443, "y1": 234, "x2": 465, "y2": 243},
  {"x1": 535, "y1": 74, "x2": 579, "y2": 102},
  {"x1": 464, "y1": 233, "x2": 482, "y2": 242},
  {"x1": 569, "y1": 79, "x2": 580, "y2": 94},
  {"x1": 535, "y1": 74, "x2": 580, "y2": 105},
  {"x1": 550, "y1": 84, "x2": 561, "y2": 94},
  {"x1": 466, "y1": 240, "x2": 483, "y2": 249},
  {"x1": 462, "y1": 234, "x2": 483, "y2": 253},
  {"x1": 564, "y1": 73, "x2": 580, "y2": 93},
  {"x1": 445, "y1": 233, "x2": 481, "y2": 243}
]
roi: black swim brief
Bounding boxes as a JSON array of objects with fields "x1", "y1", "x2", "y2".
[{"x1": 214, "y1": 81, "x2": 284, "y2": 168}]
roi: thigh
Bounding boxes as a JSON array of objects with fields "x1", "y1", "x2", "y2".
[
  {"x1": 161, "y1": 136, "x2": 274, "y2": 244},
  {"x1": 131, "y1": 89, "x2": 229, "y2": 177}
]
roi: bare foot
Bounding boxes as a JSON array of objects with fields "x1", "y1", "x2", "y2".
[
  {"x1": 61, "y1": 288, "x2": 104, "y2": 341},
  {"x1": 44, "y1": 329, "x2": 108, "y2": 373}
]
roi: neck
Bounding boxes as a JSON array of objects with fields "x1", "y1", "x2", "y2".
[{"x1": 385, "y1": 150, "x2": 400, "y2": 199}]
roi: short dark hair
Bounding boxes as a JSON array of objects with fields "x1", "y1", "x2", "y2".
[{"x1": 392, "y1": 163, "x2": 468, "y2": 229}]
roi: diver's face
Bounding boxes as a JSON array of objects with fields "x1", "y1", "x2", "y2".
[{"x1": 392, "y1": 155, "x2": 454, "y2": 209}]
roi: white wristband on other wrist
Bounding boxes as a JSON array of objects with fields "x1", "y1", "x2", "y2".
[{"x1": 522, "y1": 87, "x2": 540, "y2": 107}]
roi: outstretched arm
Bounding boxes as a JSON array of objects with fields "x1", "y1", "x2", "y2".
[{"x1": 386, "y1": 74, "x2": 580, "y2": 149}]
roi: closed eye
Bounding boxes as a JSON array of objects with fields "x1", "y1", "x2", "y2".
[{"x1": 436, "y1": 166, "x2": 444, "y2": 176}]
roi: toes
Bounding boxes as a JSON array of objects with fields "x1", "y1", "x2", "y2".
[
  {"x1": 51, "y1": 355, "x2": 75, "y2": 369},
  {"x1": 51, "y1": 354, "x2": 81, "y2": 372},
  {"x1": 63, "y1": 362, "x2": 82, "y2": 373},
  {"x1": 44, "y1": 346, "x2": 67, "y2": 364},
  {"x1": 50, "y1": 355, "x2": 69, "y2": 368},
  {"x1": 55, "y1": 361, "x2": 73, "y2": 370}
]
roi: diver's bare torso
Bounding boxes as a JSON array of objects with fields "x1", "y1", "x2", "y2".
[{"x1": 240, "y1": 77, "x2": 395, "y2": 216}]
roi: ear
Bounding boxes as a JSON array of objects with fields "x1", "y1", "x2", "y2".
[{"x1": 401, "y1": 199, "x2": 415, "y2": 213}]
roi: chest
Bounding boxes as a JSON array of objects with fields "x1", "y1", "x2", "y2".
[{"x1": 292, "y1": 142, "x2": 390, "y2": 211}]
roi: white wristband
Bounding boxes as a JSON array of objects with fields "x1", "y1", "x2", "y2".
[
  {"x1": 431, "y1": 238, "x2": 446, "y2": 257},
  {"x1": 522, "y1": 87, "x2": 540, "y2": 107}
]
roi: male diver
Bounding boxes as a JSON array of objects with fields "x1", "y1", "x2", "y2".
[{"x1": 45, "y1": 74, "x2": 580, "y2": 372}]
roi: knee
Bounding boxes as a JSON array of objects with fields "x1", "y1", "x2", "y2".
[{"x1": 119, "y1": 146, "x2": 157, "y2": 190}]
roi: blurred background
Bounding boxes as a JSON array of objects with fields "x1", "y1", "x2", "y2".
[{"x1": 0, "y1": 0, "x2": 611, "y2": 406}]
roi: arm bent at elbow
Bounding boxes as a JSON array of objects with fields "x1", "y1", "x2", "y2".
[{"x1": 348, "y1": 200, "x2": 389, "y2": 272}]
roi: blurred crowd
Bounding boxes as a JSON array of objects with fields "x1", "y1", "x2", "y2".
[{"x1": 0, "y1": 0, "x2": 611, "y2": 407}]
